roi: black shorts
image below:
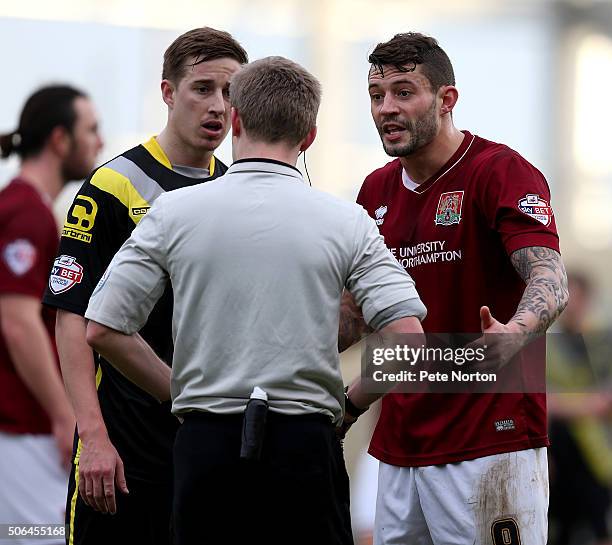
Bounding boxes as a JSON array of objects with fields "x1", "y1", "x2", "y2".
[
  {"x1": 65, "y1": 463, "x2": 172, "y2": 545},
  {"x1": 173, "y1": 411, "x2": 354, "y2": 545}
]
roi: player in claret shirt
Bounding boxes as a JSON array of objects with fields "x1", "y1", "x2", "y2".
[
  {"x1": 0, "y1": 85, "x2": 102, "y2": 537},
  {"x1": 340, "y1": 32, "x2": 569, "y2": 545}
]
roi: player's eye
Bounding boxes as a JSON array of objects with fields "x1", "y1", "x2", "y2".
[
  {"x1": 222, "y1": 87, "x2": 230, "y2": 99},
  {"x1": 398, "y1": 89, "x2": 411, "y2": 97},
  {"x1": 196, "y1": 86, "x2": 209, "y2": 94},
  {"x1": 370, "y1": 93, "x2": 383, "y2": 101}
]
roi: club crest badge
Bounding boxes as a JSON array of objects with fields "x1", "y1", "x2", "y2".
[
  {"x1": 517, "y1": 194, "x2": 553, "y2": 226},
  {"x1": 49, "y1": 255, "x2": 83, "y2": 294},
  {"x1": 375, "y1": 205, "x2": 388, "y2": 226},
  {"x1": 435, "y1": 191, "x2": 464, "y2": 226}
]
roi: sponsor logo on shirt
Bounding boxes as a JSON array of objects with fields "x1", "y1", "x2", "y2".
[
  {"x1": 375, "y1": 205, "x2": 388, "y2": 226},
  {"x1": 2, "y1": 239, "x2": 36, "y2": 276},
  {"x1": 391, "y1": 241, "x2": 462, "y2": 270},
  {"x1": 517, "y1": 194, "x2": 553, "y2": 226},
  {"x1": 62, "y1": 195, "x2": 98, "y2": 243},
  {"x1": 494, "y1": 418, "x2": 516, "y2": 432},
  {"x1": 435, "y1": 191, "x2": 464, "y2": 226},
  {"x1": 49, "y1": 255, "x2": 83, "y2": 294},
  {"x1": 131, "y1": 206, "x2": 150, "y2": 216}
]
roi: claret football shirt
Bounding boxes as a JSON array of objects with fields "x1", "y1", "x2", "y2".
[
  {"x1": 358, "y1": 131, "x2": 559, "y2": 466},
  {"x1": 0, "y1": 179, "x2": 59, "y2": 434}
]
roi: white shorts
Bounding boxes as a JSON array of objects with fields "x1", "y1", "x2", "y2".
[
  {"x1": 0, "y1": 432, "x2": 69, "y2": 545},
  {"x1": 374, "y1": 448, "x2": 549, "y2": 545}
]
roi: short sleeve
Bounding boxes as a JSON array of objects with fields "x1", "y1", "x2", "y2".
[
  {"x1": 43, "y1": 171, "x2": 129, "y2": 315},
  {"x1": 346, "y1": 208, "x2": 427, "y2": 325},
  {"x1": 0, "y1": 206, "x2": 55, "y2": 299},
  {"x1": 479, "y1": 151, "x2": 560, "y2": 255},
  {"x1": 85, "y1": 199, "x2": 168, "y2": 334}
]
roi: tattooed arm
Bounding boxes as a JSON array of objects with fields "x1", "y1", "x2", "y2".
[
  {"x1": 338, "y1": 290, "x2": 373, "y2": 352},
  {"x1": 508, "y1": 246, "x2": 569, "y2": 336},
  {"x1": 475, "y1": 246, "x2": 568, "y2": 367}
]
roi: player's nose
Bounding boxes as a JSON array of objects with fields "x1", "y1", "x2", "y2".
[
  {"x1": 380, "y1": 94, "x2": 399, "y2": 115},
  {"x1": 208, "y1": 89, "x2": 226, "y2": 115}
]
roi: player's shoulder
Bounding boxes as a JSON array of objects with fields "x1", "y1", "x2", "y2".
[
  {"x1": 471, "y1": 134, "x2": 539, "y2": 172},
  {"x1": 469, "y1": 134, "x2": 549, "y2": 195},
  {"x1": 0, "y1": 179, "x2": 54, "y2": 226},
  {"x1": 364, "y1": 158, "x2": 402, "y2": 186},
  {"x1": 87, "y1": 142, "x2": 154, "y2": 187},
  {"x1": 357, "y1": 159, "x2": 401, "y2": 207},
  {"x1": 0, "y1": 178, "x2": 44, "y2": 204},
  {"x1": 75, "y1": 144, "x2": 138, "y2": 194}
]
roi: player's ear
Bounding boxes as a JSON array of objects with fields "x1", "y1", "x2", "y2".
[
  {"x1": 161, "y1": 79, "x2": 176, "y2": 109},
  {"x1": 49, "y1": 125, "x2": 71, "y2": 158},
  {"x1": 231, "y1": 107, "x2": 241, "y2": 137},
  {"x1": 299, "y1": 126, "x2": 317, "y2": 152},
  {"x1": 439, "y1": 85, "x2": 459, "y2": 116}
]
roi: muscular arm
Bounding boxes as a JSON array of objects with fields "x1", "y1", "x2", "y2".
[
  {"x1": 338, "y1": 291, "x2": 373, "y2": 352},
  {"x1": 509, "y1": 246, "x2": 569, "y2": 335},
  {"x1": 0, "y1": 295, "x2": 75, "y2": 465},
  {"x1": 86, "y1": 322, "x2": 171, "y2": 402}
]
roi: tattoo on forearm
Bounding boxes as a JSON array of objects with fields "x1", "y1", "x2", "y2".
[
  {"x1": 510, "y1": 247, "x2": 569, "y2": 335},
  {"x1": 338, "y1": 291, "x2": 372, "y2": 352}
]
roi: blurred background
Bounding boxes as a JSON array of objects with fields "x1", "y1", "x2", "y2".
[{"x1": 1, "y1": 0, "x2": 611, "y2": 543}]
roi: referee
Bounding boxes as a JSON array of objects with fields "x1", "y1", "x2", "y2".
[{"x1": 84, "y1": 56, "x2": 426, "y2": 545}]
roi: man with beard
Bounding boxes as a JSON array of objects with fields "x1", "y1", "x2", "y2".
[
  {"x1": 42, "y1": 28, "x2": 247, "y2": 545},
  {"x1": 339, "y1": 33, "x2": 568, "y2": 544},
  {"x1": 0, "y1": 85, "x2": 102, "y2": 540}
]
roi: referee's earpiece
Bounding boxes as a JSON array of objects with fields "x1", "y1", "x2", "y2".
[{"x1": 302, "y1": 149, "x2": 312, "y2": 187}]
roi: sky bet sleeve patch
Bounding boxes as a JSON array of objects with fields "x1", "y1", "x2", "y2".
[
  {"x1": 48, "y1": 255, "x2": 84, "y2": 294},
  {"x1": 517, "y1": 194, "x2": 553, "y2": 227}
]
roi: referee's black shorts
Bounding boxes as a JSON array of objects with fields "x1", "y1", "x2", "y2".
[
  {"x1": 173, "y1": 411, "x2": 354, "y2": 545},
  {"x1": 65, "y1": 463, "x2": 172, "y2": 545}
]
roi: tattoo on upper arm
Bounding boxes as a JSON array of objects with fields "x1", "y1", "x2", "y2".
[
  {"x1": 338, "y1": 291, "x2": 372, "y2": 352},
  {"x1": 510, "y1": 247, "x2": 569, "y2": 334}
]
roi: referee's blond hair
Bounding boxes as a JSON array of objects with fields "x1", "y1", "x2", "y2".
[{"x1": 230, "y1": 56, "x2": 321, "y2": 146}]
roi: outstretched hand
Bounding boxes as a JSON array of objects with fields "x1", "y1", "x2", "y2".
[{"x1": 469, "y1": 306, "x2": 526, "y2": 371}]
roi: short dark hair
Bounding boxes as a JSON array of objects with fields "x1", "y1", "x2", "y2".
[
  {"x1": 230, "y1": 56, "x2": 321, "y2": 146},
  {"x1": 0, "y1": 84, "x2": 86, "y2": 160},
  {"x1": 369, "y1": 32, "x2": 455, "y2": 90},
  {"x1": 162, "y1": 27, "x2": 248, "y2": 84}
]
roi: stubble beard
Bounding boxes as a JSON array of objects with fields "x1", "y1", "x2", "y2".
[
  {"x1": 379, "y1": 99, "x2": 439, "y2": 158},
  {"x1": 61, "y1": 138, "x2": 92, "y2": 183}
]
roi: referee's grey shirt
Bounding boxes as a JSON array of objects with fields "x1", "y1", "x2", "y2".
[{"x1": 85, "y1": 159, "x2": 426, "y2": 423}]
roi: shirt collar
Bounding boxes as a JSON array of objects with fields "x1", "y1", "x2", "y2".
[{"x1": 227, "y1": 158, "x2": 305, "y2": 182}]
